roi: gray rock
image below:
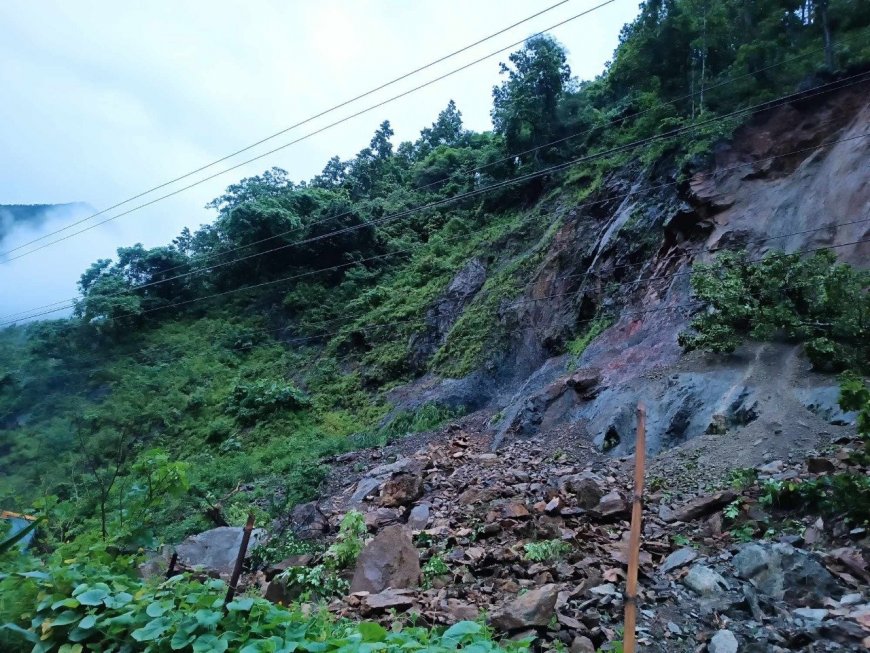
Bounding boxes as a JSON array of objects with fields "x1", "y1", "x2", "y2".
[
  {"x1": 176, "y1": 526, "x2": 265, "y2": 576},
  {"x1": 684, "y1": 565, "x2": 729, "y2": 596},
  {"x1": 407, "y1": 503, "x2": 431, "y2": 530},
  {"x1": 660, "y1": 547, "x2": 698, "y2": 574},
  {"x1": 290, "y1": 502, "x2": 329, "y2": 539},
  {"x1": 793, "y1": 608, "x2": 828, "y2": 621},
  {"x1": 708, "y1": 629, "x2": 738, "y2": 653},
  {"x1": 664, "y1": 491, "x2": 737, "y2": 523},
  {"x1": 350, "y1": 525, "x2": 421, "y2": 593},
  {"x1": 731, "y1": 543, "x2": 841, "y2": 606},
  {"x1": 570, "y1": 635, "x2": 596, "y2": 653},
  {"x1": 350, "y1": 477, "x2": 383, "y2": 505},
  {"x1": 490, "y1": 584, "x2": 560, "y2": 631},
  {"x1": 560, "y1": 472, "x2": 606, "y2": 510}
]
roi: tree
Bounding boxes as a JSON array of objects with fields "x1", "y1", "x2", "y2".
[
  {"x1": 417, "y1": 100, "x2": 466, "y2": 156},
  {"x1": 491, "y1": 35, "x2": 571, "y2": 161}
]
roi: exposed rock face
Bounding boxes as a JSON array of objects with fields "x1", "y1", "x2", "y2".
[
  {"x1": 175, "y1": 526, "x2": 264, "y2": 575},
  {"x1": 489, "y1": 584, "x2": 559, "y2": 631},
  {"x1": 409, "y1": 258, "x2": 486, "y2": 368},
  {"x1": 349, "y1": 525, "x2": 421, "y2": 593}
]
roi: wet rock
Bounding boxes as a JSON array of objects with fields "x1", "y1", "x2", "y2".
[
  {"x1": 684, "y1": 565, "x2": 729, "y2": 596},
  {"x1": 708, "y1": 629, "x2": 738, "y2": 653},
  {"x1": 660, "y1": 547, "x2": 698, "y2": 574},
  {"x1": 757, "y1": 460, "x2": 784, "y2": 475},
  {"x1": 379, "y1": 471, "x2": 424, "y2": 507},
  {"x1": 806, "y1": 457, "x2": 836, "y2": 474},
  {"x1": 490, "y1": 584, "x2": 559, "y2": 631},
  {"x1": 793, "y1": 607, "x2": 827, "y2": 621},
  {"x1": 365, "y1": 507, "x2": 402, "y2": 530},
  {"x1": 407, "y1": 504, "x2": 431, "y2": 530},
  {"x1": 176, "y1": 526, "x2": 265, "y2": 575},
  {"x1": 731, "y1": 543, "x2": 841, "y2": 606},
  {"x1": 290, "y1": 502, "x2": 329, "y2": 539},
  {"x1": 350, "y1": 525, "x2": 421, "y2": 593},
  {"x1": 664, "y1": 491, "x2": 737, "y2": 523}
]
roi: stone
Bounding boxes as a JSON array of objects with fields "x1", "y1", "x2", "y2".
[
  {"x1": 793, "y1": 608, "x2": 827, "y2": 621},
  {"x1": 560, "y1": 472, "x2": 606, "y2": 510},
  {"x1": 758, "y1": 460, "x2": 785, "y2": 474},
  {"x1": 365, "y1": 507, "x2": 402, "y2": 530},
  {"x1": 175, "y1": 526, "x2": 265, "y2": 576},
  {"x1": 446, "y1": 599, "x2": 479, "y2": 621},
  {"x1": 290, "y1": 502, "x2": 329, "y2": 539},
  {"x1": 267, "y1": 553, "x2": 314, "y2": 578},
  {"x1": 407, "y1": 504, "x2": 431, "y2": 530},
  {"x1": 594, "y1": 490, "x2": 628, "y2": 518},
  {"x1": 350, "y1": 525, "x2": 421, "y2": 593},
  {"x1": 379, "y1": 471, "x2": 424, "y2": 507},
  {"x1": 263, "y1": 578, "x2": 299, "y2": 605},
  {"x1": 806, "y1": 457, "x2": 836, "y2": 474},
  {"x1": 683, "y1": 565, "x2": 729, "y2": 596},
  {"x1": 663, "y1": 491, "x2": 737, "y2": 523},
  {"x1": 731, "y1": 543, "x2": 840, "y2": 606},
  {"x1": 570, "y1": 635, "x2": 596, "y2": 653},
  {"x1": 708, "y1": 629, "x2": 738, "y2": 653},
  {"x1": 660, "y1": 547, "x2": 698, "y2": 574},
  {"x1": 489, "y1": 584, "x2": 560, "y2": 631},
  {"x1": 350, "y1": 477, "x2": 383, "y2": 505},
  {"x1": 363, "y1": 588, "x2": 415, "y2": 613}
]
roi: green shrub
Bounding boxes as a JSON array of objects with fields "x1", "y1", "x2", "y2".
[
  {"x1": 522, "y1": 539, "x2": 571, "y2": 562},
  {"x1": 323, "y1": 510, "x2": 366, "y2": 571},
  {"x1": 226, "y1": 379, "x2": 311, "y2": 426},
  {"x1": 679, "y1": 250, "x2": 869, "y2": 372}
]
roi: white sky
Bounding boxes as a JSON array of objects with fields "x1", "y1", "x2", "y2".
[{"x1": 0, "y1": 0, "x2": 640, "y2": 320}]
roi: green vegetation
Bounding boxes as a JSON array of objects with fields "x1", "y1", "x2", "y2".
[
  {"x1": 522, "y1": 539, "x2": 572, "y2": 562},
  {"x1": 422, "y1": 555, "x2": 451, "y2": 588},
  {"x1": 566, "y1": 316, "x2": 613, "y2": 369},
  {"x1": 759, "y1": 475, "x2": 870, "y2": 524},
  {"x1": 679, "y1": 250, "x2": 869, "y2": 372},
  {"x1": 2, "y1": 2, "x2": 869, "y2": 649}
]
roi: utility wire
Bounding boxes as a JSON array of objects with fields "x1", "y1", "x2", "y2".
[
  {"x1": 0, "y1": 0, "x2": 617, "y2": 261},
  {"x1": 5, "y1": 71, "x2": 866, "y2": 323}
]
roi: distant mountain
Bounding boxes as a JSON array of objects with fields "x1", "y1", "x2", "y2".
[{"x1": 0, "y1": 203, "x2": 92, "y2": 243}]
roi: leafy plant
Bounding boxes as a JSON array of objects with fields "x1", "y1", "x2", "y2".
[
  {"x1": 723, "y1": 499, "x2": 742, "y2": 521},
  {"x1": 422, "y1": 555, "x2": 451, "y2": 588},
  {"x1": 522, "y1": 539, "x2": 571, "y2": 562},
  {"x1": 728, "y1": 468, "x2": 758, "y2": 491},
  {"x1": 323, "y1": 510, "x2": 366, "y2": 571}
]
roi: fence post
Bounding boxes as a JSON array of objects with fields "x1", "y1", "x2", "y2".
[
  {"x1": 224, "y1": 512, "x2": 255, "y2": 609},
  {"x1": 623, "y1": 403, "x2": 647, "y2": 653}
]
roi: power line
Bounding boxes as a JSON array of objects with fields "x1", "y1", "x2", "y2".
[{"x1": 0, "y1": 0, "x2": 617, "y2": 261}]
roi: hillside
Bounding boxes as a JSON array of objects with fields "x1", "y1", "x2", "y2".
[{"x1": 1, "y1": 1, "x2": 869, "y2": 651}]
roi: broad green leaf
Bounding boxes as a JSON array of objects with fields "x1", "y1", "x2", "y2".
[
  {"x1": 171, "y1": 629, "x2": 196, "y2": 650},
  {"x1": 1, "y1": 622, "x2": 38, "y2": 643},
  {"x1": 78, "y1": 614, "x2": 97, "y2": 629},
  {"x1": 193, "y1": 634, "x2": 228, "y2": 653},
  {"x1": 51, "y1": 610, "x2": 83, "y2": 626},
  {"x1": 194, "y1": 609, "x2": 222, "y2": 627},
  {"x1": 442, "y1": 621, "x2": 482, "y2": 640},
  {"x1": 59, "y1": 644, "x2": 84, "y2": 653},
  {"x1": 131, "y1": 617, "x2": 171, "y2": 642},
  {"x1": 226, "y1": 597, "x2": 254, "y2": 612},
  {"x1": 359, "y1": 621, "x2": 388, "y2": 642},
  {"x1": 146, "y1": 601, "x2": 167, "y2": 617},
  {"x1": 76, "y1": 588, "x2": 109, "y2": 606},
  {"x1": 51, "y1": 598, "x2": 81, "y2": 610}
]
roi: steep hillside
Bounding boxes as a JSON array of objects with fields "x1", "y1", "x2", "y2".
[{"x1": 1, "y1": 1, "x2": 869, "y2": 651}]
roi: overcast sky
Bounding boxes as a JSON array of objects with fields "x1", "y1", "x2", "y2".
[{"x1": 0, "y1": 0, "x2": 640, "y2": 321}]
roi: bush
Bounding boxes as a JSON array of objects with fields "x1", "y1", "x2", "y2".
[
  {"x1": 523, "y1": 539, "x2": 571, "y2": 562},
  {"x1": 225, "y1": 379, "x2": 311, "y2": 425},
  {"x1": 679, "y1": 250, "x2": 869, "y2": 372}
]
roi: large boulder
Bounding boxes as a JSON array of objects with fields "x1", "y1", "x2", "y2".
[
  {"x1": 175, "y1": 526, "x2": 265, "y2": 576},
  {"x1": 290, "y1": 502, "x2": 329, "y2": 539},
  {"x1": 489, "y1": 584, "x2": 560, "y2": 631},
  {"x1": 349, "y1": 525, "x2": 421, "y2": 593},
  {"x1": 379, "y1": 471, "x2": 424, "y2": 507},
  {"x1": 732, "y1": 543, "x2": 842, "y2": 606},
  {"x1": 559, "y1": 472, "x2": 606, "y2": 510}
]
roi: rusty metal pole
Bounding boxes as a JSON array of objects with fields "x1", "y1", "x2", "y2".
[
  {"x1": 623, "y1": 403, "x2": 647, "y2": 653},
  {"x1": 165, "y1": 551, "x2": 178, "y2": 579},
  {"x1": 224, "y1": 512, "x2": 255, "y2": 608}
]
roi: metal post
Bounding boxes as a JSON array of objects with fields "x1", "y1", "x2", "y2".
[
  {"x1": 623, "y1": 403, "x2": 647, "y2": 653},
  {"x1": 224, "y1": 512, "x2": 255, "y2": 608}
]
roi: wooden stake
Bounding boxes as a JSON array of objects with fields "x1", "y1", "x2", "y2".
[
  {"x1": 623, "y1": 403, "x2": 646, "y2": 653},
  {"x1": 224, "y1": 512, "x2": 255, "y2": 609}
]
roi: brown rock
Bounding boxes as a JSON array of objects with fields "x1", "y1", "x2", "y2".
[
  {"x1": 489, "y1": 584, "x2": 560, "y2": 631},
  {"x1": 379, "y1": 472, "x2": 424, "y2": 508},
  {"x1": 806, "y1": 457, "x2": 836, "y2": 474},
  {"x1": 594, "y1": 490, "x2": 628, "y2": 518},
  {"x1": 446, "y1": 598, "x2": 479, "y2": 621},
  {"x1": 363, "y1": 588, "x2": 415, "y2": 613},
  {"x1": 560, "y1": 472, "x2": 606, "y2": 510},
  {"x1": 663, "y1": 491, "x2": 737, "y2": 523},
  {"x1": 350, "y1": 525, "x2": 421, "y2": 593},
  {"x1": 570, "y1": 635, "x2": 596, "y2": 653},
  {"x1": 365, "y1": 508, "x2": 402, "y2": 530},
  {"x1": 267, "y1": 553, "x2": 314, "y2": 578}
]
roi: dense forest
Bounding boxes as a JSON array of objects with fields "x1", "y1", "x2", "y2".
[{"x1": 1, "y1": 0, "x2": 869, "y2": 650}]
